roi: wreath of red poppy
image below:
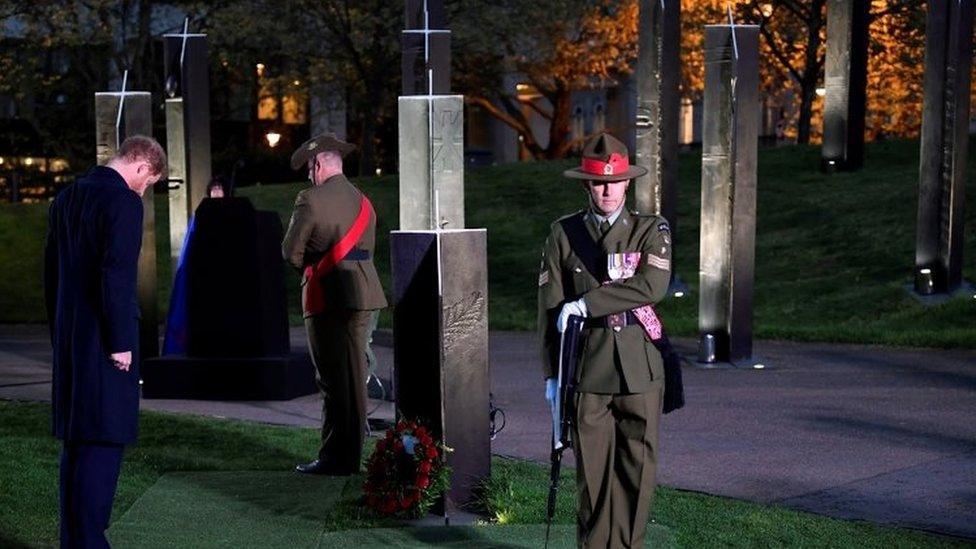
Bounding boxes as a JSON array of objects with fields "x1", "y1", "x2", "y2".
[{"x1": 363, "y1": 419, "x2": 451, "y2": 518}]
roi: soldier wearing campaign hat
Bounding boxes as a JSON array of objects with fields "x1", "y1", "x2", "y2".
[
  {"x1": 538, "y1": 132, "x2": 672, "y2": 547},
  {"x1": 283, "y1": 133, "x2": 387, "y2": 475}
]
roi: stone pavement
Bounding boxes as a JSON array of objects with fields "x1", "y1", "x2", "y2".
[{"x1": 2, "y1": 325, "x2": 975, "y2": 539}]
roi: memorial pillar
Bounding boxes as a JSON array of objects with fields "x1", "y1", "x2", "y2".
[
  {"x1": 392, "y1": 0, "x2": 489, "y2": 513},
  {"x1": 95, "y1": 90, "x2": 159, "y2": 360},
  {"x1": 914, "y1": 0, "x2": 974, "y2": 296},
  {"x1": 698, "y1": 24, "x2": 759, "y2": 365},
  {"x1": 822, "y1": 0, "x2": 869, "y2": 172},
  {"x1": 163, "y1": 29, "x2": 212, "y2": 270},
  {"x1": 634, "y1": 0, "x2": 680, "y2": 226},
  {"x1": 398, "y1": 0, "x2": 463, "y2": 230}
]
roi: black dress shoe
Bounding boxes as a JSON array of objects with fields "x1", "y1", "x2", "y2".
[{"x1": 294, "y1": 459, "x2": 354, "y2": 476}]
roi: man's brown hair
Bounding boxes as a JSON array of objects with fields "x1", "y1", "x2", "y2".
[{"x1": 116, "y1": 135, "x2": 167, "y2": 178}]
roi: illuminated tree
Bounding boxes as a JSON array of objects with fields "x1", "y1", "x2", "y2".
[
  {"x1": 453, "y1": 0, "x2": 638, "y2": 159},
  {"x1": 682, "y1": 0, "x2": 928, "y2": 143}
]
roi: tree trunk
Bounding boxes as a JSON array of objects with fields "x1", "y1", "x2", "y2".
[
  {"x1": 358, "y1": 113, "x2": 377, "y2": 176},
  {"x1": 543, "y1": 87, "x2": 573, "y2": 159},
  {"x1": 797, "y1": 0, "x2": 825, "y2": 144},
  {"x1": 131, "y1": 0, "x2": 154, "y2": 90},
  {"x1": 797, "y1": 74, "x2": 817, "y2": 143}
]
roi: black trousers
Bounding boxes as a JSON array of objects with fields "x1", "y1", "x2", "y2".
[{"x1": 59, "y1": 441, "x2": 124, "y2": 549}]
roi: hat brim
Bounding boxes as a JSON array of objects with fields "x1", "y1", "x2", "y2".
[
  {"x1": 562, "y1": 165, "x2": 648, "y2": 181},
  {"x1": 290, "y1": 140, "x2": 356, "y2": 170}
]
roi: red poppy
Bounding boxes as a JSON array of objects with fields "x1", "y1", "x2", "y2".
[
  {"x1": 418, "y1": 460, "x2": 432, "y2": 474},
  {"x1": 426, "y1": 446, "x2": 438, "y2": 459},
  {"x1": 417, "y1": 475, "x2": 430, "y2": 489}
]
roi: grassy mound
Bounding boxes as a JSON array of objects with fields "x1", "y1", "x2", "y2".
[{"x1": 2, "y1": 137, "x2": 974, "y2": 347}]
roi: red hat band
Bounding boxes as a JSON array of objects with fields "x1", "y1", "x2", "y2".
[{"x1": 580, "y1": 152, "x2": 629, "y2": 177}]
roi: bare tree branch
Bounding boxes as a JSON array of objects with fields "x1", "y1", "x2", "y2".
[{"x1": 758, "y1": 23, "x2": 803, "y2": 83}]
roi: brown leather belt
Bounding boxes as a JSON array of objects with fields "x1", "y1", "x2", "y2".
[{"x1": 583, "y1": 310, "x2": 640, "y2": 330}]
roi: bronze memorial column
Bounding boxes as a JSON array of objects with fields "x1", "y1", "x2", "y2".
[
  {"x1": 821, "y1": 0, "x2": 869, "y2": 173},
  {"x1": 698, "y1": 23, "x2": 760, "y2": 366},
  {"x1": 163, "y1": 26, "x2": 212, "y2": 271},
  {"x1": 634, "y1": 0, "x2": 681, "y2": 233},
  {"x1": 914, "y1": 0, "x2": 974, "y2": 296},
  {"x1": 95, "y1": 87, "x2": 158, "y2": 360}
]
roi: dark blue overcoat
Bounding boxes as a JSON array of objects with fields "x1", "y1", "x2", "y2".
[{"x1": 44, "y1": 166, "x2": 143, "y2": 445}]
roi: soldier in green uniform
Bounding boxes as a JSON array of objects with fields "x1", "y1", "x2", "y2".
[
  {"x1": 538, "y1": 133, "x2": 672, "y2": 548},
  {"x1": 283, "y1": 133, "x2": 388, "y2": 475}
]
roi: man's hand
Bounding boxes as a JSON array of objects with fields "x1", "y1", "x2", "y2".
[
  {"x1": 110, "y1": 351, "x2": 132, "y2": 372},
  {"x1": 557, "y1": 298, "x2": 588, "y2": 333}
]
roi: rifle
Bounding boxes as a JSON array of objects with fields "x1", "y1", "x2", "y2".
[{"x1": 545, "y1": 314, "x2": 585, "y2": 549}]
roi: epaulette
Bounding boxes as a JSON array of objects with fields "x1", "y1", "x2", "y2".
[{"x1": 555, "y1": 209, "x2": 587, "y2": 224}]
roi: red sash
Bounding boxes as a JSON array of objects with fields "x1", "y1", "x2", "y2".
[{"x1": 302, "y1": 195, "x2": 373, "y2": 316}]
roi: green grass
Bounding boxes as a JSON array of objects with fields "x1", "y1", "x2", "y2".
[
  {"x1": 0, "y1": 400, "x2": 967, "y2": 548},
  {"x1": 0, "y1": 201, "x2": 50, "y2": 323},
  {"x1": 3, "y1": 137, "x2": 975, "y2": 347}
]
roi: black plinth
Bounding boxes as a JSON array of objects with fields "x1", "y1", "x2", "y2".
[
  {"x1": 144, "y1": 197, "x2": 313, "y2": 400},
  {"x1": 185, "y1": 198, "x2": 289, "y2": 358},
  {"x1": 391, "y1": 229, "x2": 490, "y2": 513},
  {"x1": 142, "y1": 353, "x2": 313, "y2": 400}
]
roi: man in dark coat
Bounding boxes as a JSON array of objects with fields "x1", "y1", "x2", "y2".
[{"x1": 45, "y1": 135, "x2": 166, "y2": 548}]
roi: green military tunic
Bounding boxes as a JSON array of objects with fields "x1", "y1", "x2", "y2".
[
  {"x1": 538, "y1": 207, "x2": 672, "y2": 548},
  {"x1": 283, "y1": 173, "x2": 387, "y2": 473}
]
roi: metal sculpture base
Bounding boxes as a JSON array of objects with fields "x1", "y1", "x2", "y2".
[
  {"x1": 668, "y1": 274, "x2": 689, "y2": 297},
  {"x1": 694, "y1": 337, "x2": 771, "y2": 370},
  {"x1": 906, "y1": 280, "x2": 975, "y2": 306},
  {"x1": 391, "y1": 229, "x2": 490, "y2": 514}
]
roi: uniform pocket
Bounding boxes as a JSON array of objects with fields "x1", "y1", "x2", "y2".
[
  {"x1": 644, "y1": 336, "x2": 665, "y2": 382},
  {"x1": 570, "y1": 264, "x2": 590, "y2": 293}
]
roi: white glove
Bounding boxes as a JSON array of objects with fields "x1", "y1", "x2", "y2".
[
  {"x1": 545, "y1": 377, "x2": 558, "y2": 408},
  {"x1": 557, "y1": 298, "x2": 588, "y2": 333},
  {"x1": 545, "y1": 377, "x2": 560, "y2": 446}
]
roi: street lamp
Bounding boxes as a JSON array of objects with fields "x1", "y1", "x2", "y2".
[{"x1": 265, "y1": 131, "x2": 281, "y2": 148}]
